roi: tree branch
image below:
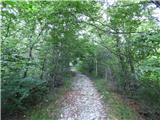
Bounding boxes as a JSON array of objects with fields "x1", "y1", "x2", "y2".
[{"x1": 81, "y1": 21, "x2": 154, "y2": 35}]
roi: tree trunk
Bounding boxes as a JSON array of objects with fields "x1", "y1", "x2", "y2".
[
  {"x1": 95, "y1": 56, "x2": 98, "y2": 77},
  {"x1": 115, "y1": 35, "x2": 129, "y2": 90},
  {"x1": 23, "y1": 36, "x2": 33, "y2": 78},
  {"x1": 40, "y1": 58, "x2": 46, "y2": 79}
]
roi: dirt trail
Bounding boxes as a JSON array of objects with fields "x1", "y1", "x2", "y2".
[{"x1": 59, "y1": 73, "x2": 108, "y2": 120}]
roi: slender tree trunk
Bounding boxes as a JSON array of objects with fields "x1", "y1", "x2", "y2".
[
  {"x1": 95, "y1": 56, "x2": 98, "y2": 77},
  {"x1": 125, "y1": 34, "x2": 135, "y2": 76},
  {"x1": 23, "y1": 36, "x2": 33, "y2": 78},
  {"x1": 115, "y1": 35, "x2": 128, "y2": 90},
  {"x1": 40, "y1": 58, "x2": 46, "y2": 79}
]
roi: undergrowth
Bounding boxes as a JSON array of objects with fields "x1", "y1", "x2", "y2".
[
  {"x1": 94, "y1": 78, "x2": 141, "y2": 120},
  {"x1": 13, "y1": 78, "x2": 73, "y2": 120}
]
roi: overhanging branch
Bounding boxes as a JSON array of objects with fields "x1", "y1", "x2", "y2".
[{"x1": 81, "y1": 21, "x2": 153, "y2": 35}]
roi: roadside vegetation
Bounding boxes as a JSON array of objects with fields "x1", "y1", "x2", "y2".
[
  {"x1": 11, "y1": 75, "x2": 73, "y2": 120},
  {"x1": 94, "y1": 78, "x2": 142, "y2": 120},
  {"x1": 25, "y1": 78, "x2": 72, "y2": 120}
]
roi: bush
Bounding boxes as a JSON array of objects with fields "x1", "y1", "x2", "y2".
[{"x1": 1, "y1": 77, "x2": 49, "y2": 116}]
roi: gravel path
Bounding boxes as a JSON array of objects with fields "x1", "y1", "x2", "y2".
[{"x1": 59, "y1": 73, "x2": 108, "y2": 120}]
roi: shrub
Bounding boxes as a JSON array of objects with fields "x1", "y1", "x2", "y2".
[{"x1": 1, "y1": 77, "x2": 49, "y2": 116}]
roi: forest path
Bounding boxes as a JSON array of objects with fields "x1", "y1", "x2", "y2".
[{"x1": 58, "y1": 73, "x2": 108, "y2": 120}]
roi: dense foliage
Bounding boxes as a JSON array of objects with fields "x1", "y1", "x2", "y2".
[
  {"x1": 1, "y1": 0, "x2": 160, "y2": 119},
  {"x1": 1, "y1": 1, "x2": 98, "y2": 117}
]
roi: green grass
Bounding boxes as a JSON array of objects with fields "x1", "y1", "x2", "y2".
[
  {"x1": 24, "y1": 79, "x2": 72, "y2": 120},
  {"x1": 94, "y1": 79, "x2": 141, "y2": 120}
]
